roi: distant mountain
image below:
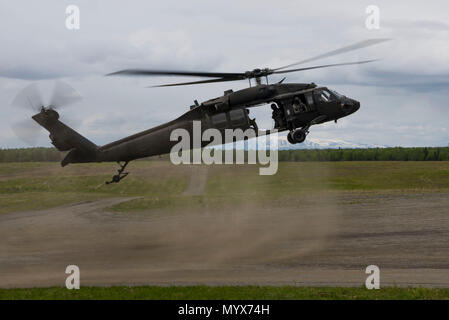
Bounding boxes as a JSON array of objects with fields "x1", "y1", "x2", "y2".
[
  {"x1": 276, "y1": 136, "x2": 388, "y2": 150},
  {"x1": 213, "y1": 134, "x2": 388, "y2": 150}
]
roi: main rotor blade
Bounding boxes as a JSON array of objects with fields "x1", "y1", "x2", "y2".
[
  {"x1": 107, "y1": 69, "x2": 245, "y2": 79},
  {"x1": 49, "y1": 80, "x2": 82, "y2": 109},
  {"x1": 273, "y1": 38, "x2": 390, "y2": 71},
  {"x1": 148, "y1": 77, "x2": 242, "y2": 87},
  {"x1": 272, "y1": 59, "x2": 377, "y2": 75},
  {"x1": 11, "y1": 83, "x2": 44, "y2": 112}
]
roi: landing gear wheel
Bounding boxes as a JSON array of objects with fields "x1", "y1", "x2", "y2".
[{"x1": 291, "y1": 129, "x2": 307, "y2": 143}]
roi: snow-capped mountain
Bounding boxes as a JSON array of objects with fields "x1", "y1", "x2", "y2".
[
  {"x1": 276, "y1": 136, "x2": 388, "y2": 150},
  {"x1": 211, "y1": 134, "x2": 387, "y2": 150}
]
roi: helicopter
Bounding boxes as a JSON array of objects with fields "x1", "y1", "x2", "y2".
[{"x1": 12, "y1": 39, "x2": 389, "y2": 183}]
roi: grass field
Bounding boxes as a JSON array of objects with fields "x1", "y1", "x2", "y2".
[
  {"x1": 0, "y1": 161, "x2": 448, "y2": 214},
  {"x1": 0, "y1": 286, "x2": 448, "y2": 300},
  {"x1": 1, "y1": 161, "x2": 449, "y2": 299}
]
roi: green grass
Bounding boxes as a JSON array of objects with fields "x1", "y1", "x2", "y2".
[
  {"x1": 1, "y1": 162, "x2": 449, "y2": 297},
  {"x1": 0, "y1": 161, "x2": 448, "y2": 214},
  {"x1": 0, "y1": 162, "x2": 188, "y2": 213},
  {"x1": 0, "y1": 192, "x2": 109, "y2": 214},
  {"x1": 0, "y1": 175, "x2": 186, "y2": 196},
  {"x1": 110, "y1": 161, "x2": 449, "y2": 212},
  {"x1": 0, "y1": 162, "x2": 44, "y2": 175},
  {"x1": 0, "y1": 285, "x2": 448, "y2": 300}
]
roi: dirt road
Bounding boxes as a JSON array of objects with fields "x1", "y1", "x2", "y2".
[{"x1": 1, "y1": 192, "x2": 448, "y2": 288}]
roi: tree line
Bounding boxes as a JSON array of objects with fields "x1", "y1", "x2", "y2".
[
  {"x1": 277, "y1": 147, "x2": 449, "y2": 162},
  {"x1": 1, "y1": 147, "x2": 448, "y2": 163},
  {"x1": 0, "y1": 148, "x2": 63, "y2": 162}
]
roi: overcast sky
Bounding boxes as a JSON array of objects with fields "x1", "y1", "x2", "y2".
[{"x1": 1, "y1": 0, "x2": 448, "y2": 148}]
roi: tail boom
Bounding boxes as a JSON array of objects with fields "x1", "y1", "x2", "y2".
[{"x1": 32, "y1": 108, "x2": 99, "y2": 166}]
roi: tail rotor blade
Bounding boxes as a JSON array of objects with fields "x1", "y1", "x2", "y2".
[
  {"x1": 11, "y1": 83, "x2": 44, "y2": 112},
  {"x1": 10, "y1": 81, "x2": 82, "y2": 146},
  {"x1": 11, "y1": 119, "x2": 42, "y2": 146},
  {"x1": 50, "y1": 80, "x2": 82, "y2": 109}
]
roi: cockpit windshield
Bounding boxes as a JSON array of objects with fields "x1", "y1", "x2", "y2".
[
  {"x1": 330, "y1": 90, "x2": 343, "y2": 98},
  {"x1": 316, "y1": 88, "x2": 339, "y2": 102}
]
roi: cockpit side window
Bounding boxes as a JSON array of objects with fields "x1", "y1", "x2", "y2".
[{"x1": 321, "y1": 90, "x2": 331, "y2": 102}]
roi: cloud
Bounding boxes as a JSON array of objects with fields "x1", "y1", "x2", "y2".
[{"x1": 0, "y1": 0, "x2": 448, "y2": 148}]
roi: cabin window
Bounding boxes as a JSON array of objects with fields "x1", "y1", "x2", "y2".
[
  {"x1": 306, "y1": 93, "x2": 314, "y2": 107},
  {"x1": 229, "y1": 109, "x2": 247, "y2": 126},
  {"x1": 304, "y1": 93, "x2": 316, "y2": 111},
  {"x1": 292, "y1": 97, "x2": 307, "y2": 114},
  {"x1": 211, "y1": 112, "x2": 228, "y2": 128}
]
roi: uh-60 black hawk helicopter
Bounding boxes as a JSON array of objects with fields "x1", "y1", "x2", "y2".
[{"x1": 12, "y1": 39, "x2": 388, "y2": 183}]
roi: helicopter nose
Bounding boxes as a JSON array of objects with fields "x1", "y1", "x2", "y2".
[
  {"x1": 353, "y1": 100, "x2": 360, "y2": 112},
  {"x1": 341, "y1": 99, "x2": 360, "y2": 114}
]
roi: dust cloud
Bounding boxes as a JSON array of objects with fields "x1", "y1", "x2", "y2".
[{"x1": 151, "y1": 201, "x2": 341, "y2": 266}]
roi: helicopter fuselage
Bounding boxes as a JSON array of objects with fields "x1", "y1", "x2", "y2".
[
  {"x1": 32, "y1": 82, "x2": 360, "y2": 167},
  {"x1": 94, "y1": 83, "x2": 357, "y2": 160},
  {"x1": 25, "y1": 37, "x2": 387, "y2": 183}
]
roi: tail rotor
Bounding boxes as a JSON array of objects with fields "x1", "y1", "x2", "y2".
[{"x1": 11, "y1": 81, "x2": 82, "y2": 146}]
